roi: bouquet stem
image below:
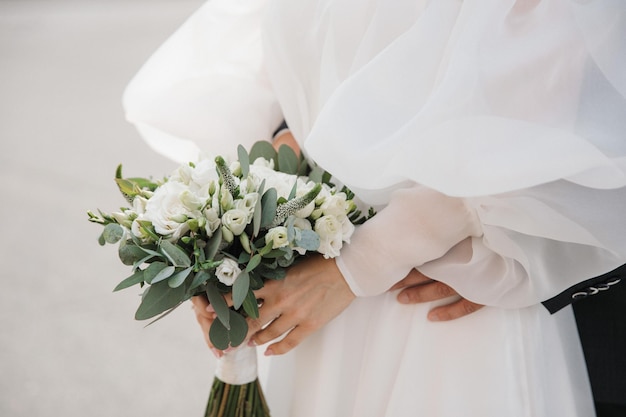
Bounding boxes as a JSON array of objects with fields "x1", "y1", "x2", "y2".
[{"x1": 205, "y1": 344, "x2": 270, "y2": 417}]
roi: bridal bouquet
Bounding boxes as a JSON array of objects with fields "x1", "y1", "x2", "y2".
[{"x1": 88, "y1": 141, "x2": 373, "y2": 417}]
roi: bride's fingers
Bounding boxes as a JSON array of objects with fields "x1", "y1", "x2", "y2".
[
  {"x1": 264, "y1": 325, "x2": 310, "y2": 356},
  {"x1": 250, "y1": 315, "x2": 298, "y2": 348},
  {"x1": 389, "y1": 269, "x2": 432, "y2": 291}
]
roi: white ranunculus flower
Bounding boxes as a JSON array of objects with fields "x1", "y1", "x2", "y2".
[
  {"x1": 235, "y1": 193, "x2": 259, "y2": 222},
  {"x1": 143, "y1": 181, "x2": 198, "y2": 240},
  {"x1": 265, "y1": 226, "x2": 289, "y2": 249},
  {"x1": 222, "y1": 209, "x2": 249, "y2": 236},
  {"x1": 216, "y1": 258, "x2": 242, "y2": 286}
]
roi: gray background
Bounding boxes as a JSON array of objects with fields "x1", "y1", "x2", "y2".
[{"x1": 0, "y1": 1, "x2": 217, "y2": 415}]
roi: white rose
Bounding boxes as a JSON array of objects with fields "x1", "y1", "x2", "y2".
[
  {"x1": 252, "y1": 157, "x2": 275, "y2": 169},
  {"x1": 314, "y1": 215, "x2": 343, "y2": 242},
  {"x1": 318, "y1": 236, "x2": 343, "y2": 258},
  {"x1": 321, "y1": 193, "x2": 349, "y2": 217},
  {"x1": 169, "y1": 163, "x2": 194, "y2": 185},
  {"x1": 249, "y1": 165, "x2": 295, "y2": 199},
  {"x1": 265, "y1": 226, "x2": 289, "y2": 249},
  {"x1": 222, "y1": 209, "x2": 249, "y2": 236},
  {"x1": 216, "y1": 258, "x2": 242, "y2": 286},
  {"x1": 339, "y1": 215, "x2": 355, "y2": 241},
  {"x1": 143, "y1": 181, "x2": 198, "y2": 240},
  {"x1": 292, "y1": 217, "x2": 312, "y2": 231}
]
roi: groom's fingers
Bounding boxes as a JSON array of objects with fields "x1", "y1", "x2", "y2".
[
  {"x1": 396, "y1": 280, "x2": 457, "y2": 303},
  {"x1": 389, "y1": 269, "x2": 432, "y2": 291},
  {"x1": 427, "y1": 298, "x2": 484, "y2": 322}
]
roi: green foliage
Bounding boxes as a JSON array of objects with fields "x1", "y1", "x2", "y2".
[
  {"x1": 113, "y1": 269, "x2": 145, "y2": 292},
  {"x1": 206, "y1": 283, "x2": 231, "y2": 330},
  {"x1": 277, "y1": 144, "x2": 299, "y2": 174},
  {"x1": 134, "y1": 280, "x2": 186, "y2": 321},
  {"x1": 249, "y1": 141, "x2": 277, "y2": 164},
  {"x1": 209, "y1": 310, "x2": 248, "y2": 350},
  {"x1": 159, "y1": 240, "x2": 191, "y2": 267},
  {"x1": 232, "y1": 270, "x2": 249, "y2": 310},
  {"x1": 101, "y1": 223, "x2": 124, "y2": 245},
  {"x1": 237, "y1": 144, "x2": 250, "y2": 179}
]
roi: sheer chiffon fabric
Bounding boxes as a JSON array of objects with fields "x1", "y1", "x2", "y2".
[{"x1": 123, "y1": 0, "x2": 626, "y2": 415}]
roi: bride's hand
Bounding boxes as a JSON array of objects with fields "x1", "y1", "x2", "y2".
[
  {"x1": 391, "y1": 269, "x2": 484, "y2": 321},
  {"x1": 247, "y1": 255, "x2": 355, "y2": 356}
]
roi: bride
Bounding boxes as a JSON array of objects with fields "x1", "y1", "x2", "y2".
[{"x1": 123, "y1": 0, "x2": 626, "y2": 416}]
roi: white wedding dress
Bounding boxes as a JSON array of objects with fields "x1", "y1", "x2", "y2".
[{"x1": 123, "y1": 1, "x2": 626, "y2": 416}]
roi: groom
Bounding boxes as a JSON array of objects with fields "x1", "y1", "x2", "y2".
[{"x1": 397, "y1": 263, "x2": 626, "y2": 417}]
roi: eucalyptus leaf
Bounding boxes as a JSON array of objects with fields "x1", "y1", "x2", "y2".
[
  {"x1": 260, "y1": 188, "x2": 277, "y2": 228},
  {"x1": 97, "y1": 233, "x2": 106, "y2": 246},
  {"x1": 249, "y1": 141, "x2": 277, "y2": 165},
  {"x1": 149, "y1": 265, "x2": 176, "y2": 284},
  {"x1": 249, "y1": 272, "x2": 265, "y2": 290},
  {"x1": 119, "y1": 243, "x2": 149, "y2": 266},
  {"x1": 253, "y1": 195, "x2": 262, "y2": 238},
  {"x1": 102, "y1": 223, "x2": 124, "y2": 244},
  {"x1": 205, "y1": 227, "x2": 222, "y2": 261},
  {"x1": 113, "y1": 269, "x2": 145, "y2": 292},
  {"x1": 189, "y1": 270, "x2": 211, "y2": 290},
  {"x1": 209, "y1": 310, "x2": 248, "y2": 350},
  {"x1": 242, "y1": 289, "x2": 259, "y2": 319},
  {"x1": 206, "y1": 283, "x2": 230, "y2": 330},
  {"x1": 232, "y1": 270, "x2": 250, "y2": 310},
  {"x1": 135, "y1": 280, "x2": 186, "y2": 320},
  {"x1": 237, "y1": 144, "x2": 250, "y2": 179},
  {"x1": 137, "y1": 246, "x2": 163, "y2": 258},
  {"x1": 277, "y1": 145, "x2": 299, "y2": 175},
  {"x1": 143, "y1": 261, "x2": 168, "y2": 284},
  {"x1": 245, "y1": 254, "x2": 262, "y2": 272},
  {"x1": 159, "y1": 240, "x2": 191, "y2": 267},
  {"x1": 296, "y1": 229, "x2": 321, "y2": 251},
  {"x1": 168, "y1": 267, "x2": 192, "y2": 288}
]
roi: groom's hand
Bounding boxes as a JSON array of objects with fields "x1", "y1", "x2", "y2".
[{"x1": 391, "y1": 269, "x2": 484, "y2": 321}]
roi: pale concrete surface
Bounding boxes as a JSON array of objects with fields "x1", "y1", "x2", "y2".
[{"x1": 0, "y1": 1, "x2": 217, "y2": 416}]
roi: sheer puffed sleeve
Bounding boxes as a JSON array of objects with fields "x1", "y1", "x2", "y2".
[
  {"x1": 262, "y1": 0, "x2": 626, "y2": 307},
  {"x1": 123, "y1": 0, "x2": 282, "y2": 163}
]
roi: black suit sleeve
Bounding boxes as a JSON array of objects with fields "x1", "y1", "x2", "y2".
[{"x1": 542, "y1": 264, "x2": 625, "y2": 314}]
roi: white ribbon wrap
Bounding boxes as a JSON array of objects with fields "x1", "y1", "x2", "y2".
[{"x1": 215, "y1": 344, "x2": 258, "y2": 385}]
